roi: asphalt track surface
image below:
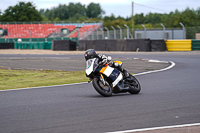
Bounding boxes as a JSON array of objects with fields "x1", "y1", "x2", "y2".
[
  {"x1": 0, "y1": 52, "x2": 200, "y2": 133},
  {"x1": 0, "y1": 53, "x2": 169, "y2": 73}
]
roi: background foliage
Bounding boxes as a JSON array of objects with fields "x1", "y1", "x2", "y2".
[
  {"x1": 0, "y1": 2, "x2": 200, "y2": 29},
  {"x1": 0, "y1": 2, "x2": 42, "y2": 22}
]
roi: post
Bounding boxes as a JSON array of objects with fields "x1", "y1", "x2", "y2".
[
  {"x1": 124, "y1": 24, "x2": 129, "y2": 39},
  {"x1": 77, "y1": 30, "x2": 80, "y2": 40},
  {"x1": 100, "y1": 28, "x2": 104, "y2": 39},
  {"x1": 160, "y1": 23, "x2": 165, "y2": 39},
  {"x1": 29, "y1": 30, "x2": 32, "y2": 42},
  {"x1": 111, "y1": 26, "x2": 116, "y2": 39},
  {"x1": 53, "y1": 30, "x2": 55, "y2": 40},
  {"x1": 80, "y1": 29, "x2": 85, "y2": 40},
  {"x1": 105, "y1": 27, "x2": 109, "y2": 39},
  {"x1": 180, "y1": 22, "x2": 186, "y2": 39},
  {"x1": 7, "y1": 22, "x2": 9, "y2": 42},
  {"x1": 117, "y1": 25, "x2": 122, "y2": 40},
  {"x1": 96, "y1": 29, "x2": 99, "y2": 40},
  {"x1": 141, "y1": 24, "x2": 146, "y2": 39},
  {"x1": 132, "y1": 1, "x2": 134, "y2": 38},
  {"x1": 90, "y1": 29, "x2": 94, "y2": 40},
  {"x1": 85, "y1": 29, "x2": 89, "y2": 40}
]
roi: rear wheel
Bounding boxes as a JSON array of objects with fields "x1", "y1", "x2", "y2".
[
  {"x1": 92, "y1": 76, "x2": 112, "y2": 97},
  {"x1": 128, "y1": 75, "x2": 141, "y2": 94}
]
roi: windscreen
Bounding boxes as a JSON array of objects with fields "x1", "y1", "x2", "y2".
[
  {"x1": 85, "y1": 58, "x2": 99, "y2": 70},
  {"x1": 86, "y1": 59, "x2": 93, "y2": 69}
]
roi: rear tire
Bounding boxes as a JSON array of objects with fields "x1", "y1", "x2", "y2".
[
  {"x1": 92, "y1": 76, "x2": 112, "y2": 97},
  {"x1": 128, "y1": 75, "x2": 141, "y2": 94}
]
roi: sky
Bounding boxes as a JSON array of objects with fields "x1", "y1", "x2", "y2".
[{"x1": 0, "y1": 0, "x2": 200, "y2": 17}]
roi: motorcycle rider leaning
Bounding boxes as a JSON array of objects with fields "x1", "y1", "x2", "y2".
[{"x1": 84, "y1": 49, "x2": 129, "y2": 78}]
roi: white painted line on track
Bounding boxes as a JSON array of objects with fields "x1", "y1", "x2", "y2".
[
  {"x1": 134, "y1": 61, "x2": 175, "y2": 76},
  {"x1": 105, "y1": 123, "x2": 200, "y2": 133},
  {"x1": 0, "y1": 82, "x2": 88, "y2": 92},
  {"x1": 0, "y1": 61, "x2": 175, "y2": 92}
]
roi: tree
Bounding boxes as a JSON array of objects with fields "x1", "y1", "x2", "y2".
[
  {"x1": 40, "y1": 3, "x2": 87, "y2": 21},
  {"x1": 103, "y1": 19, "x2": 127, "y2": 30},
  {"x1": 86, "y1": 3, "x2": 105, "y2": 18},
  {"x1": 180, "y1": 7, "x2": 198, "y2": 26},
  {"x1": 134, "y1": 13, "x2": 145, "y2": 25},
  {"x1": 0, "y1": 2, "x2": 42, "y2": 22},
  {"x1": 68, "y1": 2, "x2": 86, "y2": 19},
  {"x1": 0, "y1": 10, "x2": 2, "y2": 21}
]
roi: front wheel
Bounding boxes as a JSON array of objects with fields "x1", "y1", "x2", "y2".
[
  {"x1": 128, "y1": 75, "x2": 141, "y2": 94},
  {"x1": 92, "y1": 76, "x2": 112, "y2": 97}
]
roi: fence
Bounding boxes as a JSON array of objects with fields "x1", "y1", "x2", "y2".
[
  {"x1": 186, "y1": 26, "x2": 200, "y2": 39},
  {"x1": 78, "y1": 26, "x2": 200, "y2": 40},
  {"x1": 135, "y1": 29, "x2": 185, "y2": 40},
  {"x1": 78, "y1": 29, "x2": 132, "y2": 40},
  {"x1": 0, "y1": 22, "x2": 200, "y2": 41}
]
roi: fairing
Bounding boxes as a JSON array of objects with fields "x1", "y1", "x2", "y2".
[{"x1": 85, "y1": 58, "x2": 123, "y2": 87}]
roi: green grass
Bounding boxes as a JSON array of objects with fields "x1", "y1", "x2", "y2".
[{"x1": 0, "y1": 69, "x2": 88, "y2": 90}]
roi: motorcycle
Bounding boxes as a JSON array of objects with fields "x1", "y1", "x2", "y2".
[{"x1": 85, "y1": 58, "x2": 141, "y2": 97}]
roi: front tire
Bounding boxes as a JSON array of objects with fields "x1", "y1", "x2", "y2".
[
  {"x1": 128, "y1": 75, "x2": 141, "y2": 94},
  {"x1": 92, "y1": 76, "x2": 112, "y2": 97}
]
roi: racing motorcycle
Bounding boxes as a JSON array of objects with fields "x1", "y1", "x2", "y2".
[{"x1": 85, "y1": 58, "x2": 141, "y2": 97}]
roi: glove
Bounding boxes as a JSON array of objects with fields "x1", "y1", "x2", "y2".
[
  {"x1": 99, "y1": 60, "x2": 107, "y2": 66},
  {"x1": 98, "y1": 54, "x2": 112, "y2": 65},
  {"x1": 101, "y1": 55, "x2": 112, "y2": 62},
  {"x1": 107, "y1": 56, "x2": 112, "y2": 62}
]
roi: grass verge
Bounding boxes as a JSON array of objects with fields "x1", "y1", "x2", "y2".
[{"x1": 0, "y1": 68, "x2": 88, "y2": 90}]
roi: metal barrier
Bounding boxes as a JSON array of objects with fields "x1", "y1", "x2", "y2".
[
  {"x1": 192, "y1": 40, "x2": 200, "y2": 50},
  {"x1": 165, "y1": 40, "x2": 191, "y2": 51},
  {"x1": 14, "y1": 42, "x2": 51, "y2": 49},
  {"x1": 0, "y1": 37, "x2": 78, "y2": 43}
]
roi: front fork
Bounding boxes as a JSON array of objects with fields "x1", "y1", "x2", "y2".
[
  {"x1": 100, "y1": 74, "x2": 107, "y2": 86},
  {"x1": 87, "y1": 74, "x2": 107, "y2": 85}
]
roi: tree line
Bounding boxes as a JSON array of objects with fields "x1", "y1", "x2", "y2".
[{"x1": 0, "y1": 1, "x2": 200, "y2": 29}]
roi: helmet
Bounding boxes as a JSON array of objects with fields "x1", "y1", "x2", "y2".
[{"x1": 84, "y1": 49, "x2": 97, "y2": 61}]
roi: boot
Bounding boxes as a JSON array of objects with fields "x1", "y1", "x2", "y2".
[
  {"x1": 115, "y1": 64, "x2": 129, "y2": 79},
  {"x1": 123, "y1": 69, "x2": 129, "y2": 79}
]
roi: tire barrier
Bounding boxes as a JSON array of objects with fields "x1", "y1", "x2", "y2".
[
  {"x1": 14, "y1": 42, "x2": 51, "y2": 49},
  {"x1": 0, "y1": 43, "x2": 14, "y2": 49},
  {"x1": 150, "y1": 40, "x2": 167, "y2": 51},
  {"x1": 52, "y1": 40, "x2": 76, "y2": 50},
  {"x1": 2, "y1": 39, "x2": 200, "y2": 51},
  {"x1": 165, "y1": 40, "x2": 191, "y2": 51},
  {"x1": 78, "y1": 39, "x2": 152, "y2": 51}
]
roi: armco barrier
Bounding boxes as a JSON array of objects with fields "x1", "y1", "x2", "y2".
[
  {"x1": 14, "y1": 42, "x2": 51, "y2": 49},
  {"x1": 165, "y1": 40, "x2": 191, "y2": 51},
  {"x1": 0, "y1": 43, "x2": 14, "y2": 49},
  {"x1": 192, "y1": 40, "x2": 200, "y2": 50}
]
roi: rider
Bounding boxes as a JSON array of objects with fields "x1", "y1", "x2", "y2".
[{"x1": 84, "y1": 49, "x2": 129, "y2": 78}]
